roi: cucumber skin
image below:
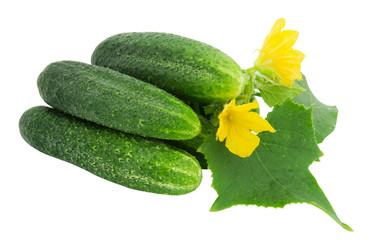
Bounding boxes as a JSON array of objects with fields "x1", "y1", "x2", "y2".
[
  {"x1": 19, "y1": 106, "x2": 202, "y2": 195},
  {"x1": 37, "y1": 61, "x2": 200, "y2": 140},
  {"x1": 91, "y1": 32, "x2": 246, "y2": 103},
  {"x1": 171, "y1": 115, "x2": 216, "y2": 169}
]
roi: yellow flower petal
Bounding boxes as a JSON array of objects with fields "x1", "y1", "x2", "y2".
[
  {"x1": 216, "y1": 99, "x2": 275, "y2": 158},
  {"x1": 235, "y1": 112, "x2": 276, "y2": 134},
  {"x1": 216, "y1": 117, "x2": 227, "y2": 142},
  {"x1": 262, "y1": 18, "x2": 286, "y2": 49},
  {"x1": 254, "y1": 18, "x2": 304, "y2": 87},
  {"x1": 270, "y1": 50, "x2": 305, "y2": 64},
  {"x1": 225, "y1": 125, "x2": 260, "y2": 158},
  {"x1": 266, "y1": 30, "x2": 298, "y2": 55},
  {"x1": 234, "y1": 101, "x2": 259, "y2": 112}
]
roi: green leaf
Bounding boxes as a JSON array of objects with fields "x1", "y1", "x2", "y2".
[
  {"x1": 199, "y1": 100, "x2": 352, "y2": 231},
  {"x1": 293, "y1": 75, "x2": 338, "y2": 143},
  {"x1": 257, "y1": 81, "x2": 305, "y2": 107}
]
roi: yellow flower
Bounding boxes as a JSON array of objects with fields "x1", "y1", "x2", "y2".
[
  {"x1": 216, "y1": 99, "x2": 275, "y2": 158},
  {"x1": 254, "y1": 18, "x2": 305, "y2": 87}
]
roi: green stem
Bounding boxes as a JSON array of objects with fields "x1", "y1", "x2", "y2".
[
  {"x1": 240, "y1": 68, "x2": 263, "y2": 104},
  {"x1": 243, "y1": 74, "x2": 253, "y2": 104}
]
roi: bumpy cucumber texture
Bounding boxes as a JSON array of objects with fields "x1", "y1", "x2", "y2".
[
  {"x1": 37, "y1": 61, "x2": 200, "y2": 140},
  {"x1": 19, "y1": 106, "x2": 202, "y2": 195},
  {"x1": 171, "y1": 115, "x2": 216, "y2": 169},
  {"x1": 91, "y1": 32, "x2": 247, "y2": 103}
]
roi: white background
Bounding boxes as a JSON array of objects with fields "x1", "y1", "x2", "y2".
[{"x1": 1, "y1": 0, "x2": 378, "y2": 239}]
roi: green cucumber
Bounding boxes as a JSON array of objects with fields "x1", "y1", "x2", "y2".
[
  {"x1": 19, "y1": 106, "x2": 202, "y2": 195},
  {"x1": 171, "y1": 115, "x2": 216, "y2": 169},
  {"x1": 37, "y1": 61, "x2": 200, "y2": 140},
  {"x1": 91, "y1": 32, "x2": 247, "y2": 103}
]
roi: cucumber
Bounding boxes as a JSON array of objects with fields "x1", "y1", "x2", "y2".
[
  {"x1": 37, "y1": 61, "x2": 200, "y2": 140},
  {"x1": 19, "y1": 106, "x2": 202, "y2": 195},
  {"x1": 171, "y1": 115, "x2": 216, "y2": 169},
  {"x1": 91, "y1": 32, "x2": 247, "y2": 103}
]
